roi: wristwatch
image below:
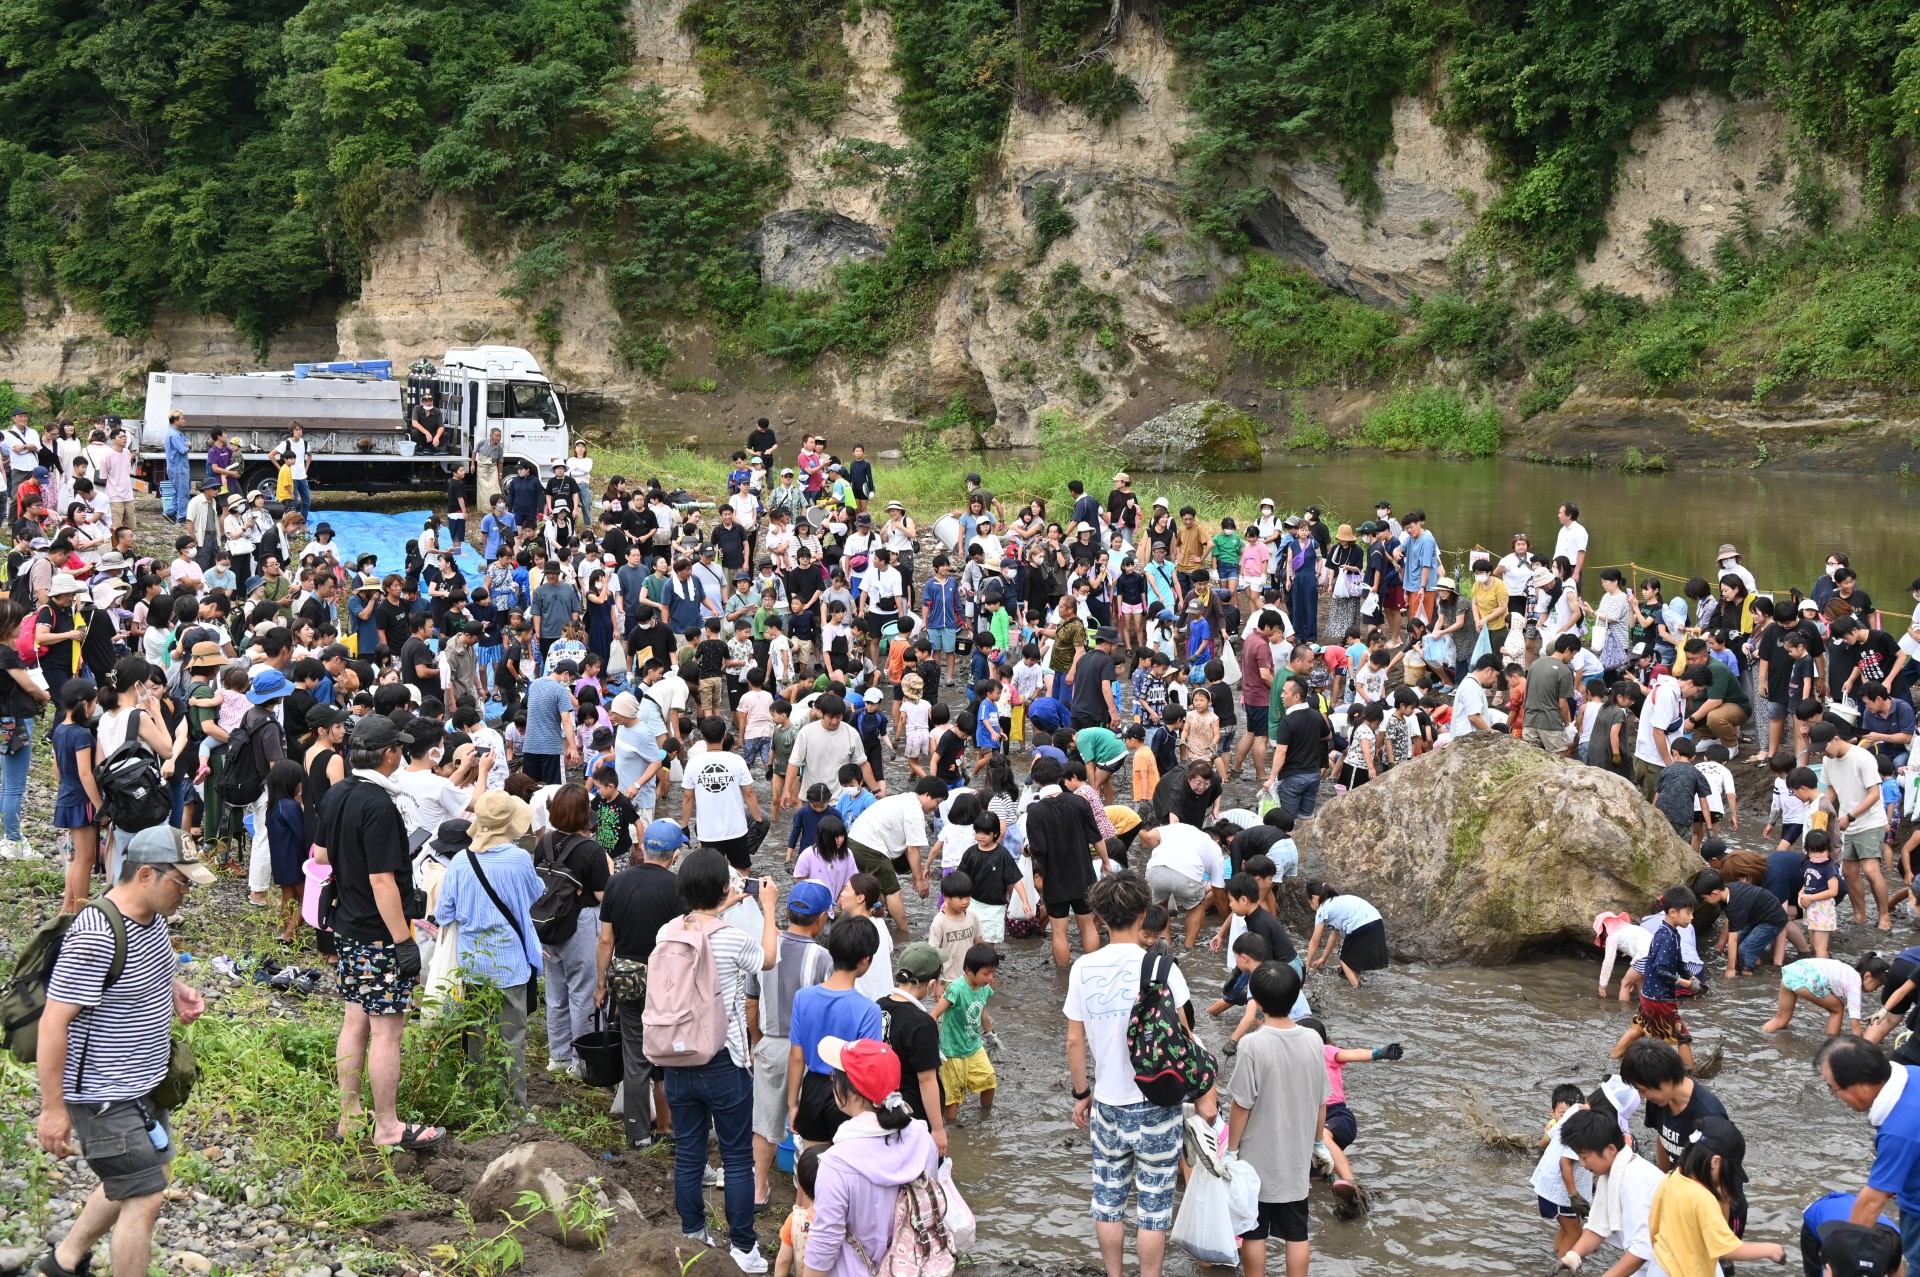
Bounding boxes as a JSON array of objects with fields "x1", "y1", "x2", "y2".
[{"x1": 1072, "y1": 1085, "x2": 1092, "y2": 1101}]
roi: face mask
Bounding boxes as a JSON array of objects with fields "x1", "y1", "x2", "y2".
[
  {"x1": 1828, "y1": 563, "x2": 1842, "y2": 577},
  {"x1": 1474, "y1": 573, "x2": 1489, "y2": 583},
  {"x1": 428, "y1": 747, "x2": 444, "y2": 765}
]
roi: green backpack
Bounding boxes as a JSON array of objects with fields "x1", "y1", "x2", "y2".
[{"x1": 2, "y1": 900, "x2": 127, "y2": 1065}]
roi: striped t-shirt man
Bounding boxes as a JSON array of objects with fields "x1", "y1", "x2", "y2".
[{"x1": 47, "y1": 906, "x2": 176, "y2": 1103}]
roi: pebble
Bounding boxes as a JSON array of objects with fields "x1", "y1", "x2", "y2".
[
  {"x1": 0, "y1": 1248, "x2": 29, "y2": 1274},
  {"x1": 175, "y1": 1253, "x2": 213, "y2": 1273}
]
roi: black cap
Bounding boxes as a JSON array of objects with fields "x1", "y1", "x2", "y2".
[
  {"x1": 350, "y1": 714, "x2": 418, "y2": 749},
  {"x1": 430, "y1": 818, "x2": 473, "y2": 857},
  {"x1": 1819, "y1": 1222, "x2": 1904, "y2": 1277},
  {"x1": 306, "y1": 703, "x2": 351, "y2": 730}
]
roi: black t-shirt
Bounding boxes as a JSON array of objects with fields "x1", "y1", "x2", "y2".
[
  {"x1": 298, "y1": 594, "x2": 333, "y2": 633},
  {"x1": 591, "y1": 792, "x2": 641, "y2": 863},
  {"x1": 1273, "y1": 703, "x2": 1329, "y2": 778},
  {"x1": 879, "y1": 993, "x2": 941, "y2": 1123},
  {"x1": 400, "y1": 636, "x2": 437, "y2": 693},
  {"x1": 538, "y1": 829, "x2": 614, "y2": 906},
  {"x1": 696, "y1": 637, "x2": 728, "y2": 679},
  {"x1": 1851, "y1": 630, "x2": 1900, "y2": 688},
  {"x1": 712, "y1": 524, "x2": 750, "y2": 571},
  {"x1": 447, "y1": 476, "x2": 465, "y2": 514},
  {"x1": 373, "y1": 598, "x2": 410, "y2": 652},
  {"x1": 1643, "y1": 1082, "x2": 1729, "y2": 1164},
  {"x1": 957, "y1": 844, "x2": 1024, "y2": 907},
  {"x1": 601, "y1": 862, "x2": 686, "y2": 961},
  {"x1": 746, "y1": 427, "x2": 778, "y2": 457},
  {"x1": 318, "y1": 776, "x2": 417, "y2": 943},
  {"x1": 1229, "y1": 824, "x2": 1285, "y2": 875},
  {"x1": 36, "y1": 603, "x2": 79, "y2": 678},
  {"x1": 1070, "y1": 649, "x2": 1117, "y2": 724},
  {"x1": 1755, "y1": 623, "x2": 1790, "y2": 703},
  {"x1": 1208, "y1": 680, "x2": 1237, "y2": 729},
  {"x1": 933, "y1": 729, "x2": 965, "y2": 784},
  {"x1": 1241, "y1": 905, "x2": 1297, "y2": 965},
  {"x1": 1723, "y1": 880, "x2": 1788, "y2": 934}
]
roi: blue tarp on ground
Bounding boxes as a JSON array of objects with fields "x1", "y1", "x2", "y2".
[{"x1": 306, "y1": 508, "x2": 486, "y2": 590}]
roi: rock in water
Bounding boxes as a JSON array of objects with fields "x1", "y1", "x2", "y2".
[
  {"x1": 469, "y1": 1141, "x2": 644, "y2": 1248},
  {"x1": 1119, "y1": 400, "x2": 1263, "y2": 472},
  {"x1": 1311, "y1": 732, "x2": 1698, "y2": 964}
]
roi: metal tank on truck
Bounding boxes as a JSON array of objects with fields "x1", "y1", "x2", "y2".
[{"x1": 137, "y1": 345, "x2": 569, "y2": 497}]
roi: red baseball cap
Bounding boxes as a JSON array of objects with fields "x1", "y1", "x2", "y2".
[{"x1": 818, "y1": 1037, "x2": 901, "y2": 1105}]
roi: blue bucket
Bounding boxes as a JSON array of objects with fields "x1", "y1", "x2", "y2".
[{"x1": 775, "y1": 1130, "x2": 797, "y2": 1175}]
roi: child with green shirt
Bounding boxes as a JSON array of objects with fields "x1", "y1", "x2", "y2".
[
  {"x1": 931, "y1": 942, "x2": 999, "y2": 1122},
  {"x1": 1210, "y1": 517, "x2": 1246, "y2": 591}
]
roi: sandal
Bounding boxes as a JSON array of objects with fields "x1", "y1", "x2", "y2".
[{"x1": 376, "y1": 1122, "x2": 447, "y2": 1153}]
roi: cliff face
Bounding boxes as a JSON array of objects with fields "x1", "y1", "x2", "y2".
[{"x1": 0, "y1": 6, "x2": 1873, "y2": 446}]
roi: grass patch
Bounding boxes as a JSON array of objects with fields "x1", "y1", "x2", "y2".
[
  {"x1": 1353, "y1": 387, "x2": 1503, "y2": 457},
  {"x1": 1197, "y1": 255, "x2": 1401, "y2": 387}
]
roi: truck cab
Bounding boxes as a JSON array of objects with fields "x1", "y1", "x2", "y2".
[{"x1": 417, "y1": 346, "x2": 569, "y2": 477}]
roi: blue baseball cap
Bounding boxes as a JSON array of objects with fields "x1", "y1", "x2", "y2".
[
  {"x1": 787, "y1": 880, "x2": 835, "y2": 918},
  {"x1": 642, "y1": 819, "x2": 688, "y2": 855},
  {"x1": 247, "y1": 668, "x2": 294, "y2": 704}
]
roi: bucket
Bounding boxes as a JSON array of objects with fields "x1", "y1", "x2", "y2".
[
  {"x1": 300, "y1": 858, "x2": 332, "y2": 928},
  {"x1": 776, "y1": 1129, "x2": 798, "y2": 1175},
  {"x1": 397, "y1": 440, "x2": 417, "y2": 457},
  {"x1": 932, "y1": 513, "x2": 961, "y2": 552},
  {"x1": 574, "y1": 1009, "x2": 624, "y2": 1088}
]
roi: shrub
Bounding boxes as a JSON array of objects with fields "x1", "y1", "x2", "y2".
[
  {"x1": 1356, "y1": 387, "x2": 1503, "y2": 456},
  {"x1": 1201, "y1": 256, "x2": 1400, "y2": 385}
]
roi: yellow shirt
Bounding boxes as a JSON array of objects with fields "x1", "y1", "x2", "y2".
[
  {"x1": 1648, "y1": 1173, "x2": 1741, "y2": 1277},
  {"x1": 1472, "y1": 577, "x2": 1510, "y2": 630},
  {"x1": 1173, "y1": 521, "x2": 1210, "y2": 573},
  {"x1": 276, "y1": 463, "x2": 294, "y2": 501}
]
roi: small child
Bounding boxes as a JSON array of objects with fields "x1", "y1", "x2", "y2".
[
  {"x1": 1181, "y1": 685, "x2": 1220, "y2": 764},
  {"x1": 1763, "y1": 753, "x2": 1813, "y2": 849},
  {"x1": 899, "y1": 674, "x2": 932, "y2": 776},
  {"x1": 792, "y1": 812, "x2": 855, "y2": 905},
  {"x1": 773, "y1": 1144, "x2": 820, "y2": 1277},
  {"x1": 1653, "y1": 737, "x2": 1714, "y2": 849},
  {"x1": 956, "y1": 813, "x2": 1030, "y2": 943},
  {"x1": 589, "y1": 764, "x2": 640, "y2": 865},
  {"x1": 928, "y1": 871, "x2": 982, "y2": 983},
  {"x1": 1207, "y1": 931, "x2": 1271, "y2": 1045},
  {"x1": 1125, "y1": 722, "x2": 1160, "y2": 804},
  {"x1": 1800, "y1": 830, "x2": 1841, "y2": 957},
  {"x1": 1204, "y1": 658, "x2": 1237, "y2": 765},
  {"x1": 193, "y1": 664, "x2": 253, "y2": 775},
  {"x1": 1609, "y1": 885, "x2": 1701, "y2": 1070},
  {"x1": 931, "y1": 942, "x2": 999, "y2": 1122},
  {"x1": 1594, "y1": 910, "x2": 1650, "y2": 1001},
  {"x1": 768, "y1": 700, "x2": 797, "y2": 810},
  {"x1": 971, "y1": 679, "x2": 1003, "y2": 771},
  {"x1": 1696, "y1": 741, "x2": 1738, "y2": 837},
  {"x1": 1762, "y1": 953, "x2": 1889, "y2": 1036},
  {"x1": 787, "y1": 782, "x2": 833, "y2": 865},
  {"x1": 265, "y1": 760, "x2": 307, "y2": 944},
  {"x1": 1530, "y1": 1083, "x2": 1594, "y2": 1255},
  {"x1": 1298, "y1": 1015, "x2": 1403, "y2": 1204}
]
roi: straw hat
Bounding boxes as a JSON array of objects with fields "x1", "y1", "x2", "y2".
[
  {"x1": 187, "y1": 641, "x2": 226, "y2": 669},
  {"x1": 1335, "y1": 523, "x2": 1357, "y2": 543},
  {"x1": 470, "y1": 790, "x2": 531, "y2": 847}
]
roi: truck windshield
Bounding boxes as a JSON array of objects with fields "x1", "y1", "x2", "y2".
[{"x1": 507, "y1": 382, "x2": 560, "y2": 425}]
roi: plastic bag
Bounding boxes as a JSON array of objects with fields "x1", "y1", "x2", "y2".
[
  {"x1": 938, "y1": 1158, "x2": 977, "y2": 1252},
  {"x1": 1170, "y1": 1162, "x2": 1238, "y2": 1266},
  {"x1": 1224, "y1": 1158, "x2": 1263, "y2": 1237},
  {"x1": 1256, "y1": 784, "x2": 1280, "y2": 819}
]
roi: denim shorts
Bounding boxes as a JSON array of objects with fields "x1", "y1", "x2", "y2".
[
  {"x1": 926, "y1": 626, "x2": 958, "y2": 653},
  {"x1": 741, "y1": 736, "x2": 771, "y2": 769},
  {"x1": 1090, "y1": 1099, "x2": 1182, "y2": 1230}
]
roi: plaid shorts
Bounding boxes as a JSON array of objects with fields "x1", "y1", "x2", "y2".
[
  {"x1": 1089, "y1": 1099, "x2": 1183, "y2": 1231},
  {"x1": 336, "y1": 935, "x2": 415, "y2": 1016}
]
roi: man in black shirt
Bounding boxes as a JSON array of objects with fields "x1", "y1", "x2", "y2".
[
  {"x1": 1069, "y1": 626, "x2": 1121, "y2": 730},
  {"x1": 399, "y1": 612, "x2": 439, "y2": 700},
  {"x1": 710, "y1": 506, "x2": 750, "y2": 573},
  {"x1": 1268, "y1": 675, "x2": 1329, "y2": 819},
  {"x1": 1025, "y1": 756, "x2": 1105, "y2": 966},
  {"x1": 746, "y1": 417, "x2": 778, "y2": 461},
  {"x1": 372, "y1": 577, "x2": 410, "y2": 656},
  {"x1": 878, "y1": 942, "x2": 949, "y2": 1155},
  {"x1": 597, "y1": 818, "x2": 691, "y2": 1146},
  {"x1": 315, "y1": 713, "x2": 446, "y2": 1150},
  {"x1": 1694, "y1": 870, "x2": 1790, "y2": 975},
  {"x1": 409, "y1": 392, "x2": 446, "y2": 453}
]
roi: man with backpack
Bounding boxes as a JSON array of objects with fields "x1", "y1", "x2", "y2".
[
  {"x1": 27, "y1": 825, "x2": 212, "y2": 1277},
  {"x1": 643, "y1": 847, "x2": 778, "y2": 1273}
]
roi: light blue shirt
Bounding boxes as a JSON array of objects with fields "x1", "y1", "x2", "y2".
[
  {"x1": 614, "y1": 722, "x2": 660, "y2": 806},
  {"x1": 1314, "y1": 894, "x2": 1382, "y2": 935},
  {"x1": 165, "y1": 427, "x2": 190, "y2": 469},
  {"x1": 482, "y1": 511, "x2": 516, "y2": 560},
  {"x1": 435, "y1": 845, "x2": 544, "y2": 988},
  {"x1": 1403, "y1": 530, "x2": 1439, "y2": 592},
  {"x1": 524, "y1": 675, "x2": 572, "y2": 756}
]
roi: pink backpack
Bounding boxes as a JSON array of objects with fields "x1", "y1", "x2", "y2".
[
  {"x1": 850, "y1": 1173, "x2": 957, "y2": 1277},
  {"x1": 640, "y1": 917, "x2": 729, "y2": 1067}
]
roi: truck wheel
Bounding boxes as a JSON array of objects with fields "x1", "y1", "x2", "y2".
[{"x1": 242, "y1": 462, "x2": 278, "y2": 503}]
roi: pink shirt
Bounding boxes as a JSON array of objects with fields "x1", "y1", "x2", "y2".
[
  {"x1": 1324, "y1": 1043, "x2": 1348, "y2": 1104},
  {"x1": 99, "y1": 447, "x2": 134, "y2": 501}
]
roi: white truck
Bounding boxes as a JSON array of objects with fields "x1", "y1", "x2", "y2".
[{"x1": 136, "y1": 345, "x2": 570, "y2": 497}]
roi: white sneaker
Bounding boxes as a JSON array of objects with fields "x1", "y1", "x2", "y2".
[
  {"x1": 11, "y1": 840, "x2": 39, "y2": 860},
  {"x1": 730, "y1": 1244, "x2": 769, "y2": 1274},
  {"x1": 703, "y1": 1164, "x2": 725, "y2": 1188}
]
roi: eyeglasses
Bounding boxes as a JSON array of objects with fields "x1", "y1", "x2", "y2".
[{"x1": 160, "y1": 867, "x2": 195, "y2": 889}]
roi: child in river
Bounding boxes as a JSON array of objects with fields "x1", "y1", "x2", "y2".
[
  {"x1": 1595, "y1": 911, "x2": 1650, "y2": 1001},
  {"x1": 1531, "y1": 1083, "x2": 1593, "y2": 1256},
  {"x1": 1304, "y1": 882, "x2": 1388, "y2": 988},
  {"x1": 1297, "y1": 1015, "x2": 1403, "y2": 1208},
  {"x1": 1761, "y1": 952, "x2": 1889, "y2": 1036},
  {"x1": 1610, "y1": 886, "x2": 1701, "y2": 1070},
  {"x1": 1800, "y1": 830, "x2": 1841, "y2": 958}
]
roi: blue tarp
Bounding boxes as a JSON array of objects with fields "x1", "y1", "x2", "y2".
[{"x1": 307, "y1": 507, "x2": 486, "y2": 590}]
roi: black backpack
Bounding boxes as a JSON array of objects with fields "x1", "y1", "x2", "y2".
[
  {"x1": 217, "y1": 711, "x2": 270, "y2": 808},
  {"x1": 6, "y1": 551, "x2": 36, "y2": 608},
  {"x1": 94, "y1": 710, "x2": 172, "y2": 833},
  {"x1": 528, "y1": 831, "x2": 592, "y2": 945}
]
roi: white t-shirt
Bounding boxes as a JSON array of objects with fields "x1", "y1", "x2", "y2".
[
  {"x1": 1531, "y1": 1106, "x2": 1596, "y2": 1206},
  {"x1": 390, "y1": 768, "x2": 475, "y2": 838},
  {"x1": 1827, "y1": 745, "x2": 1887, "y2": 832},
  {"x1": 682, "y1": 749, "x2": 752, "y2": 840},
  {"x1": 1697, "y1": 759, "x2": 1735, "y2": 816},
  {"x1": 1634, "y1": 677, "x2": 1686, "y2": 766},
  {"x1": 1553, "y1": 521, "x2": 1589, "y2": 567},
  {"x1": 1498, "y1": 553, "x2": 1534, "y2": 601},
  {"x1": 1064, "y1": 942, "x2": 1189, "y2": 1106},
  {"x1": 853, "y1": 916, "x2": 894, "y2": 1001},
  {"x1": 849, "y1": 792, "x2": 928, "y2": 856},
  {"x1": 1145, "y1": 822, "x2": 1225, "y2": 887},
  {"x1": 1450, "y1": 677, "x2": 1489, "y2": 738},
  {"x1": 861, "y1": 567, "x2": 904, "y2": 614},
  {"x1": 277, "y1": 437, "x2": 310, "y2": 481},
  {"x1": 1587, "y1": 1147, "x2": 1665, "y2": 1275},
  {"x1": 738, "y1": 688, "x2": 775, "y2": 740}
]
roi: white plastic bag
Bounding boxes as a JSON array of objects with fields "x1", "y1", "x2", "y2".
[
  {"x1": 1224, "y1": 1158, "x2": 1263, "y2": 1237},
  {"x1": 1169, "y1": 1163, "x2": 1238, "y2": 1266},
  {"x1": 937, "y1": 1158, "x2": 976, "y2": 1252}
]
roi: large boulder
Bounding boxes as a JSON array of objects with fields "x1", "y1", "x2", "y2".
[
  {"x1": 468, "y1": 1140, "x2": 644, "y2": 1248},
  {"x1": 1310, "y1": 732, "x2": 1698, "y2": 964},
  {"x1": 754, "y1": 210, "x2": 890, "y2": 292},
  {"x1": 1119, "y1": 400, "x2": 1262, "y2": 472}
]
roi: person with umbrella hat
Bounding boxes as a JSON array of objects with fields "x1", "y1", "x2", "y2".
[
  {"x1": 239, "y1": 668, "x2": 294, "y2": 906},
  {"x1": 435, "y1": 795, "x2": 543, "y2": 1105}
]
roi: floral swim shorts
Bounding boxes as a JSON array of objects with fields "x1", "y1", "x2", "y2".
[{"x1": 336, "y1": 935, "x2": 415, "y2": 1016}]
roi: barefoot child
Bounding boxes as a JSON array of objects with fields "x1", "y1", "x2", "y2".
[
  {"x1": 957, "y1": 813, "x2": 1031, "y2": 944},
  {"x1": 1800, "y1": 831, "x2": 1841, "y2": 958},
  {"x1": 265, "y1": 760, "x2": 308, "y2": 943},
  {"x1": 1594, "y1": 911, "x2": 1649, "y2": 1001},
  {"x1": 928, "y1": 871, "x2": 982, "y2": 983},
  {"x1": 1182, "y1": 686, "x2": 1220, "y2": 765},
  {"x1": 931, "y1": 943, "x2": 998, "y2": 1123},
  {"x1": 1610, "y1": 886, "x2": 1701, "y2": 1071},
  {"x1": 1304, "y1": 882, "x2": 1388, "y2": 988},
  {"x1": 1298, "y1": 1015, "x2": 1403, "y2": 1206},
  {"x1": 1761, "y1": 953, "x2": 1888, "y2": 1037},
  {"x1": 1530, "y1": 1083, "x2": 1593, "y2": 1257}
]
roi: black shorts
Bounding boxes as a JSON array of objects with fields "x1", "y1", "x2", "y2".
[
  {"x1": 1241, "y1": 1197, "x2": 1309, "y2": 1244},
  {"x1": 1324, "y1": 1100, "x2": 1356, "y2": 1149},
  {"x1": 704, "y1": 831, "x2": 757, "y2": 871},
  {"x1": 1045, "y1": 895, "x2": 1092, "y2": 917},
  {"x1": 521, "y1": 751, "x2": 562, "y2": 784},
  {"x1": 794, "y1": 1068, "x2": 849, "y2": 1143}
]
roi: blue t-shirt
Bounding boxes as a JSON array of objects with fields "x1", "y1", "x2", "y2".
[
  {"x1": 1868, "y1": 1067, "x2": 1920, "y2": 1212},
  {"x1": 51, "y1": 722, "x2": 92, "y2": 809},
  {"x1": 1762, "y1": 851, "x2": 1806, "y2": 906},
  {"x1": 789, "y1": 985, "x2": 883, "y2": 1074},
  {"x1": 1804, "y1": 858, "x2": 1839, "y2": 904},
  {"x1": 1027, "y1": 696, "x2": 1070, "y2": 734},
  {"x1": 1803, "y1": 1190, "x2": 1897, "y2": 1235},
  {"x1": 523, "y1": 676, "x2": 572, "y2": 755}
]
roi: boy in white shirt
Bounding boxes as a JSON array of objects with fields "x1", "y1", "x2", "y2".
[
  {"x1": 765, "y1": 616, "x2": 795, "y2": 690},
  {"x1": 1697, "y1": 741, "x2": 1738, "y2": 836}
]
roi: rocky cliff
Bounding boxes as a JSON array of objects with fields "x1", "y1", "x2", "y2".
[{"x1": 0, "y1": 3, "x2": 1886, "y2": 450}]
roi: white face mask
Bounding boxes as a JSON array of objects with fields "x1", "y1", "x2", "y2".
[
  {"x1": 1828, "y1": 563, "x2": 1842, "y2": 577},
  {"x1": 1474, "y1": 573, "x2": 1489, "y2": 583}
]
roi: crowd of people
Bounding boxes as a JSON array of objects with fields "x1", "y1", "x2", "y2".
[{"x1": 16, "y1": 405, "x2": 1920, "y2": 1277}]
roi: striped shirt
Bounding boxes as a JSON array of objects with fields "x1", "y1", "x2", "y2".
[
  {"x1": 47, "y1": 905, "x2": 176, "y2": 1103},
  {"x1": 655, "y1": 914, "x2": 764, "y2": 1068}
]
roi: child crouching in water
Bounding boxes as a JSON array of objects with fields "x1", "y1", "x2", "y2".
[
  {"x1": 1761, "y1": 952, "x2": 1889, "y2": 1037},
  {"x1": 1531, "y1": 1083, "x2": 1592, "y2": 1256},
  {"x1": 1297, "y1": 1015, "x2": 1402, "y2": 1208}
]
